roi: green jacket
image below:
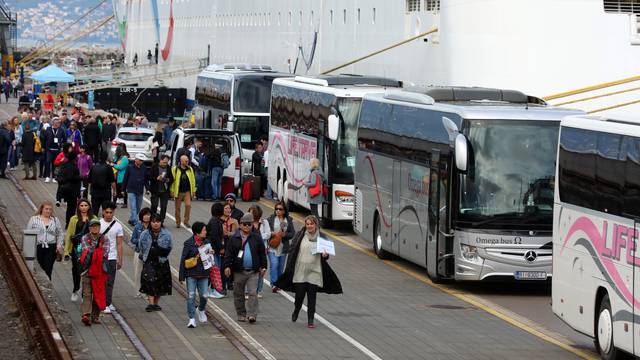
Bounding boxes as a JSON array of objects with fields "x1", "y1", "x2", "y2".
[
  {"x1": 171, "y1": 165, "x2": 196, "y2": 197},
  {"x1": 64, "y1": 214, "x2": 98, "y2": 256}
]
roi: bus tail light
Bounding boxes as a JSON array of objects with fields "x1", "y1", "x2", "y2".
[
  {"x1": 335, "y1": 191, "x2": 354, "y2": 205},
  {"x1": 235, "y1": 157, "x2": 241, "y2": 170}
]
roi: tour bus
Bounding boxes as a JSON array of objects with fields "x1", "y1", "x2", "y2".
[
  {"x1": 268, "y1": 75, "x2": 402, "y2": 224},
  {"x1": 353, "y1": 87, "x2": 582, "y2": 282},
  {"x1": 193, "y1": 64, "x2": 289, "y2": 156},
  {"x1": 552, "y1": 115, "x2": 640, "y2": 359}
]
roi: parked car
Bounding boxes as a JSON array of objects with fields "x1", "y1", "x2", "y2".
[
  {"x1": 166, "y1": 128, "x2": 246, "y2": 191},
  {"x1": 109, "y1": 127, "x2": 155, "y2": 162}
]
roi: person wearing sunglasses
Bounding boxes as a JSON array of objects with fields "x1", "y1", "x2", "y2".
[
  {"x1": 223, "y1": 193, "x2": 244, "y2": 222},
  {"x1": 266, "y1": 201, "x2": 295, "y2": 293},
  {"x1": 224, "y1": 213, "x2": 267, "y2": 323}
]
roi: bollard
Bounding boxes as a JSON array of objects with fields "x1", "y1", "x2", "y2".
[{"x1": 22, "y1": 229, "x2": 38, "y2": 272}]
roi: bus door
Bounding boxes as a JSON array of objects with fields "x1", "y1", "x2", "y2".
[
  {"x1": 427, "y1": 149, "x2": 454, "y2": 280},
  {"x1": 392, "y1": 160, "x2": 403, "y2": 257}
]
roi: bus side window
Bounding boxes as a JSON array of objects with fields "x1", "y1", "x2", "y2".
[{"x1": 624, "y1": 136, "x2": 640, "y2": 217}]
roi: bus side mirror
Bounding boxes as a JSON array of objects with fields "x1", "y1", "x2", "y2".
[
  {"x1": 455, "y1": 134, "x2": 468, "y2": 172},
  {"x1": 328, "y1": 114, "x2": 339, "y2": 141}
]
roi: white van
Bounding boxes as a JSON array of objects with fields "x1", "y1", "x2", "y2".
[{"x1": 166, "y1": 128, "x2": 245, "y2": 191}]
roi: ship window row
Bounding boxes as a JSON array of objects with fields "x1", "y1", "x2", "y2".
[
  {"x1": 407, "y1": 0, "x2": 441, "y2": 12},
  {"x1": 604, "y1": 0, "x2": 640, "y2": 14},
  {"x1": 213, "y1": 8, "x2": 385, "y2": 28}
]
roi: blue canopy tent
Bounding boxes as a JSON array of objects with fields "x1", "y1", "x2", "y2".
[{"x1": 29, "y1": 64, "x2": 75, "y2": 83}]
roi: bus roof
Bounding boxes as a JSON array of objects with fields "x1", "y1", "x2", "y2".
[
  {"x1": 562, "y1": 114, "x2": 640, "y2": 136},
  {"x1": 273, "y1": 75, "x2": 402, "y2": 98},
  {"x1": 364, "y1": 89, "x2": 584, "y2": 121}
]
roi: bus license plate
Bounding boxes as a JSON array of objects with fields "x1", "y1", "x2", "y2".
[{"x1": 514, "y1": 271, "x2": 547, "y2": 280}]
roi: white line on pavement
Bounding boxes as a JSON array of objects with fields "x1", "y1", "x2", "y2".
[{"x1": 143, "y1": 196, "x2": 384, "y2": 360}]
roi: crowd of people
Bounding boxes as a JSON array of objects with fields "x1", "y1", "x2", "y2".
[{"x1": 12, "y1": 106, "x2": 342, "y2": 330}]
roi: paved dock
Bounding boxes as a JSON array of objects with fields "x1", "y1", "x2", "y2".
[{"x1": 0, "y1": 169, "x2": 592, "y2": 360}]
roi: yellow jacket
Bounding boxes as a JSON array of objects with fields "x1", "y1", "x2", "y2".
[{"x1": 171, "y1": 165, "x2": 196, "y2": 197}]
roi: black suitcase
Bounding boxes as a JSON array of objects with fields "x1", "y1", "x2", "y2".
[{"x1": 251, "y1": 175, "x2": 262, "y2": 200}]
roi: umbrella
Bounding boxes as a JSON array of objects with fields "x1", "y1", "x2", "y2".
[{"x1": 29, "y1": 64, "x2": 75, "y2": 83}]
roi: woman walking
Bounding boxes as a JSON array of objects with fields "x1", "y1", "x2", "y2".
[
  {"x1": 221, "y1": 202, "x2": 238, "y2": 291},
  {"x1": 113, "y1": 143, "x2": 129, "y2": 208},
  {"x1": 305, "y1": 158, "x2": 324, "y2": 219},
  {"x1": 58, "y1": 151, "x2": 82, "y2": 227},
  {"x1": 26, "y1": 201, "x2": 64, "y2": 280},
  {"x1": 179, "y1": 222, "x2": 211, "y2": 328},
  {"x1": 266, "y1": 201, "x2": 295, "y2": 293},
  {"x1": 206, "y1": 202, "x2": 226, "y2": 298},
  {"x1": 64, "y1": 199, "x2": 96, "y2": 302},
  {"x1": 66, "y1": 120, "x2": 82, "y2": 154},
  {"x1": 130, "y1": 207, "x2": 152, "y2": 297},
  {"x1": 77, "y1": 144, "x2": 93, "y2": 199},
  {"x1": 138, "y1": 214, "x2": 173, "y2": 312},
  {"x1": 248, "y1": 205, "x2": 270, "y2": 298},
  {"x1": 79, "y1": 219, "x2": 109, "y2": 326},
  {"x1": 21, "y1": 123, "x2": 38, "y2": 180},
  {"x1": 275, "y1": 215, "x2": 342, "y2": 328}
]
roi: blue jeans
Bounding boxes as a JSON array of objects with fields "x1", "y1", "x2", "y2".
[
  {"x1": 196, "y1": 172, "x2": 211, "y2": 199},
  {"x1": 44, "y1": 149, "x2": 58, "y2": 178},
  {"x1": 127, "y1": 192, "x2": 143, "y2": 224},
  {"x1": 211, "y1": 167, "x2": 223, "y2": 200},
  {"x1": 268, "y1": 251, "x2": 286, "y2": 285},
  {"x1": 186, "y1": 277, "x2": 208, "y2": 319}
]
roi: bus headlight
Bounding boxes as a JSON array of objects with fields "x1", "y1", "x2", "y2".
[
  {"x1": 335, "y1": 191, "x2": 354, "y2": 205},
  {"x1": 460, "y1": 244, "x2": 480, "y2": 262}
]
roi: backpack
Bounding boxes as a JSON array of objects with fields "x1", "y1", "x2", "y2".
[
  {"x1": 33, "y1": 133, "x2": 42, "y2": 153},
  {"x1": 222, "y1": 153, "x2": 230, "y2": 169}
]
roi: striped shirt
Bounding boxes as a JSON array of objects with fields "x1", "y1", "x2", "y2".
[{"x1": 26, "y1": 215, "x2": 64, "y2": 248}]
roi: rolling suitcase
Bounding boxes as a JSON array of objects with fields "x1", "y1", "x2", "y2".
[
  {"x1": 242, "y1": 176, "x2": 254, "y2": 202},
  {"x1": 221, "y1": 176, "x2": 235, "y2": 198},
  {"x1": 252, "y1": 175, "x2": 262, "y2": 200}
]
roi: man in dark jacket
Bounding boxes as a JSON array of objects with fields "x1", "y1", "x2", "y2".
[
  {"x1": 43, "y1": 118, "x2": 66, "y2": 182},
  {"x1": 0, "y1": 120, "x2": 11, "y2": 178},
  {"x1": 21, "y1": 123, "x2": 38, "y2": 180},
  {"x1": 58, "y1": 151, "x2": 81, "y2": 227},
  {"x1": 122, "y1": 153, "x2": 150, "y2": 226},
  {"x1": 89, "y1": 151, "x2": 116, "y2": 216},
  {"x1": 149, "y1": 155, "x2": 173, "y2": 222},
  {"x1": 251, "y1": 142, "x2": 264, "y2": 199},
  {"x1": 223, "y1": 213, "x2": 267, "y2": 323},
  {"x1": 83, "y1": 117, "x2": 101, "y2": 159},
  {"x1": 224, "y1": 193, "x2": 244, "y2": 221}
]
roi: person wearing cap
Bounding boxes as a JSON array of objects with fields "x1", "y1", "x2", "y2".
[
  {"x1": 122, "y1": 153, "x2": 150, "y2": 226},
  {"x1": 224, "y1": 193, "x2": 244, "y2": 222},
  {"x1": 79, "y1": 218, "x2": 110, "y2": 326},
  {"x1": 171, "y1": 154, "x2": 196, "y2": 228},
  {"x1": 224, "y1": 213, "x2": 267, "y2": 323}
]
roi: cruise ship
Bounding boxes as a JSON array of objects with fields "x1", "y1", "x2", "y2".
[{"x1": 115, "y1": 0, "x2": 640, "y2": 115}]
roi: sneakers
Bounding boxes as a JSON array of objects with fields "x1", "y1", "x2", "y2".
[
  {"x1": 198, "y1": 310, "x2": 207, "y2": 323},
  {"x1": 70, "y1": 291, "x2": 79, "y2": 302},
  {"x1": 45, "y1": 177, "x2": 51, "y2": 183},
  {"x1": 187, "y1": 318, "x2": 196, "y2": 328},
  {"x1": 103, "y1": 304, "x2": 115, "y2": 314},
  {"x1": 52, "y1": 179, "x2": 57, "y2": 183},
  {"x1": 258, "y1": 293, "x2": 263, "y2": 299},
  {"x1": 208, "y1": 289, "x2": 225, "y2": 299}
]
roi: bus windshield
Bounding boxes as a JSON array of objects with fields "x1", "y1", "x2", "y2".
[
  {"x1": 333, "y1": 98, "x2": 361, "y2": 184},
  {"x1": 234, "y1": 116, "x2": 269, "y2": 150},
  {"x1": 233, "y1": 77, "x2": 273, "y2": 113},
  {"x1": 457, "y1": 119, "x2": 559, "y2": 229}
]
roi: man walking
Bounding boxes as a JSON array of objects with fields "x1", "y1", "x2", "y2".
[
  {"x1": 122, "y1": 153, "x2": 149, "y2": 226},
  {"x1": 171, "y1": 154, "x2": 196, "y2": 228},
  {"x1": 102, "y1": 116, "x2": 117, "y2": 152},
  {"x1": 149, "y1": 155, "x2": 173, "y2": 222},
  {"x1": 100, "y1": 202, "x2": 124, "y2": 314},
  {"x1": 89, "y1": 151, "x2": 116, "y2": 216},
  {"x1": 252, "y1": 142, "x2": 265, "y2": 199},
  {"x1": 224, "y1": 213, "x2": 267, "y2": 323},
  {"x1": 83, "y1": 116, "x2": 101, "y2": 159},
  {"x1": 43, "y1": 118, "x2": 66, "y2": 183}
]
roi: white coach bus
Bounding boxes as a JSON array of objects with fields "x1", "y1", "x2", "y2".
[
  {"x1": 552, "y1": 115, "x2": 640, "y2": 359},
  {"x1": 354, "y1": 87, "x2": 582, "y2": 282},
  {"x1": 268, "y1": 75, "x2": 402, "y2": 224}
]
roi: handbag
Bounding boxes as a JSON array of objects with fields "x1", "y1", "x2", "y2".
[
  {"x1": 269, "y1": 232, "x2": 282, "y2": 248},
  {"x1": 309, "y1": 173, "x2": 322, "y2": 198},
  {"x1": 210, "y1": 266, "x2": 223, "y2": 292},
  {"x1": 184, "y1": 255, "x2": 199, "y2": 269}
]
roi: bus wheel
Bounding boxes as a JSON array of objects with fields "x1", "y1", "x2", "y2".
[
  {"x1": 373, "y1": 215, "x2": 390, "y2": 260},
  {"x1": 595, "y1": 294, "x2": 621, "y2": 360}
]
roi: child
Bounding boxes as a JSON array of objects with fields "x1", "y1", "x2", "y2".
[{"x1": 77, "y1": 145, "x2": 93, "y2": 199}]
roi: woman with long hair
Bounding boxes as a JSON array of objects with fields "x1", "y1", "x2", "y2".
[
  {"x1": 131, "y1": 207, "x2": 152, "y2": 297},
  {"x1": 138, "y1": 214, "x2": 173, "y2": 311},
  {"x1": 64, "y1": 199, "x2": 96, "y2": 302},
  {"x1": 266, "y1": 201, "x2": 295, "y2": 292},
  {"x1": 26, "y1": 201, "x2": 64, "y2": 279}
]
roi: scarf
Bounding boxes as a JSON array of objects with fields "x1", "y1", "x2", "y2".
[
  {"x1": 87, "y1": 235, "x2": 108, "y2": 310},
  {"x1": 306, "y1": 230, "x2": 319, "y2": 242}
]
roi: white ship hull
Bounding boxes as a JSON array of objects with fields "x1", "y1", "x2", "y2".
[{"x1": 116, "y1": 0, "x2": 640, "y2": 116}]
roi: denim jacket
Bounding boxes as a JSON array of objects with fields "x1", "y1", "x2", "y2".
[
  {"x1": 130, "y1": 222, "x2": 148, "y2": 253},
  {"x1": 138, "y1": 228, "x2": 173, "y2": 263}
]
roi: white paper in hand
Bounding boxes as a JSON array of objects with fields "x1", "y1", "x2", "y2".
[
  {"x1": 198, "y1": 244, "x2": 214, "y2": 270},
  {"x1": 311, "y1": 236, "x2": 336, "y2": 256}
]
